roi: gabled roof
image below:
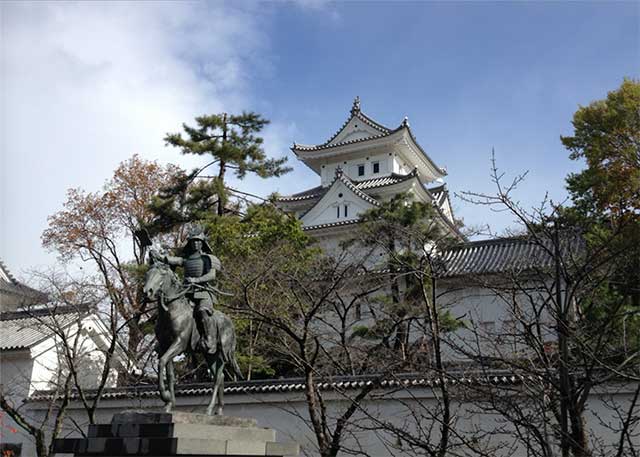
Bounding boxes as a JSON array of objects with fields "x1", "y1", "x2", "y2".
[
  {"x1": 298, "y1": 168, "x2": 380, "y2": 224},
  {"x1": 311, "y1": 96, "x2": 391, "y2": 148},
  {"x1": 0, "y1": 305, "x2": 89, "y2": 351},
  {"x1": 336, "y1": 170, "x2": 380, "y2": 207},
  {"x1": 277, "y1": 170, "x2": 465, "y2": 240},
  {"x1": 291, "y1": 98, "x2": 446, "y2": 180},
  {"x1": 427, "y1": 183, "x2": 455, "y2": 221},
  {"x1": 304, "y1": 219, "x2": 362, "y2": 232}
]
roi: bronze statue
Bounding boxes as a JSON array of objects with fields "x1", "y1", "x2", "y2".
[
  {"x1": 140, "y1": 226, "x2": 241, "y2": 415},
  {"x1": 159, "y1": 230, "x2": 221, "y2": 353}
]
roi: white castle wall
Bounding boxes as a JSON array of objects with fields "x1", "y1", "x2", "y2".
[
  {"x1": 320, "y1": 152, "x2": 392, "y2": 187},
  {"x1": 26, "y1": 382, "x2": 638, "y2": 457}
]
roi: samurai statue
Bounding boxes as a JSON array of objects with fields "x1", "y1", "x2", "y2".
[{"x1": 153, "y1": 226, "x2": 222, "y2": 353}]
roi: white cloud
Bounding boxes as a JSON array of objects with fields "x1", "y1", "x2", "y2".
[{"x1": 0, "y1": 1, "x2": 277, "y2": 276}]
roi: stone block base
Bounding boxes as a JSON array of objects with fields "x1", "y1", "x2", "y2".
[{"x1": 53, "y1": 411, "x2": 299, "y2": 456}]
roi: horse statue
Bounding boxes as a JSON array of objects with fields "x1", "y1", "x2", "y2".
[{"x1": 143, "y1": 260, "x2": 241, "y2": 415}]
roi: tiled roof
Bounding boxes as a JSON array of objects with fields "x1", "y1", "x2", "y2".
[
  {"x1": 353, "y1": 171, "x2": 417, "y2": 190},
  {"x1": 293, "y1": 131, "x2": 392, "y2": 152},
  {"x1": 278, "y1": 172, "x2": 416, "y2": 202},
  {"x1": 29, "y1": 371, "x2": 542, "y2": 401},
  {"x1": 0, "y1": 258, "x2": 19, "y2": 283},
  {"x1": 0, "y1": 258, "x2": 48, "y2": 304},
  {"x1": 440, "y1": 236, "x2": 581, "y2": 278},
  {"x1": 304, "y1": 219, "x2": 361, "y2": 232},
  {"x1": 293, "y1": 124, "x2": 446, "y2": 179},
  {"x1": 0, "y1": 306, "x2": 86, "y2": 350},
  {"x1": 427, "y1": 184, "x2": 447, "y2": 207},
  {"x1": 289, "y1": 168, "x2": 383, "y2": 222},
  {"x1": 276, "y1": 186, "x2": 324, "y2": 202},
  {"x1": 338, "y1": 172, "x2": 381, "y2": 207},
  {"x1": 426, "y1": 184, "x2": 460, "y2": 238},
  {"x1": 322, "y1": 98, "x2": 391, "y2": 146},
  {"x1": 403, "y1": 124, "x2": 447, "y2": 177}
]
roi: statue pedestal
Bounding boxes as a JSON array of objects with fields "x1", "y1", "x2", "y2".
[{"x1": 53, "y1": 410, "x2": 299, "y2": 456}]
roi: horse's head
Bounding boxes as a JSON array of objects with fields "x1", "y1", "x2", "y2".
[{"x1": 143, "y1": 263, "x2": 173, "y2": 302}]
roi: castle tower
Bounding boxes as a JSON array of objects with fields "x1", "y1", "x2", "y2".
[{"x1": 277, "y1": 98, "x2": 463, "y2": 249}]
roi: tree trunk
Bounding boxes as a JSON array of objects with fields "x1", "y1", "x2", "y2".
[{"x1": 217, "y1": 113, "x2": 228, "y2": 216}]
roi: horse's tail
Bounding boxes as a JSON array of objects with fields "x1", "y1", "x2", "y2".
[{"x1": 227, "y1": 353, "x2": 244, "y2": 381}]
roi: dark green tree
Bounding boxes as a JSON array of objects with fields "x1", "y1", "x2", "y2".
[
  {"x1": 162, "y1": 112, "x2": 291, "y2": 218},
  {"x1": 562, "y1": 78, "x2": 640, "y2": 221},
  {"x1": 561, "y1": 78, "x2": 640, "y2": 341},
  {"x1": 343, "y1": 194, "x2": 464, "y2": 457},
  {"x1": 350, "y1": 193, "x2": 459, "y2": 359}
]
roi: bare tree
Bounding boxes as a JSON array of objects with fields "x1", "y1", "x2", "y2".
[
  {"x1": 450, "y1": 157, "x2": 640, "y2": 457},
  {"x1": 0, "y1": 269, "x2": 126, "y2": 457},
  {"x1": 41, "y1": 155, "x2": 184, "y2": 383}
]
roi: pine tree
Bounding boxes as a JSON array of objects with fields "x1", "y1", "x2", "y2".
[{"x1": 160, "y1": 112, "x2": 291, "y2": 221}]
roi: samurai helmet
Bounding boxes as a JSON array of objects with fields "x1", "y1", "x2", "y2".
[{"x1": 182, "y1": 224, "x2": 213, "y2": 254}]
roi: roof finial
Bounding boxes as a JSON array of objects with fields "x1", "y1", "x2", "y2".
[
  {"x1": 351, "y1": 96, "x2": 361, "y2": 115},
  {"x1": 335, "y1": 166, "x2": 344, "y2": 178},
  {"x1": 402, "y1": 116, "x2": 410, "y2": 127}
]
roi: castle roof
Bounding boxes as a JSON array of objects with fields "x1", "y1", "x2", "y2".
[
  {"x1": 440, "y1": 235, "x2": 583, "y2": 278},
  {"x1": 278, "y1": 169, "x2": 464, "y2": 240},
  {"x1": 0, "y1": 305, "x2": 89, "y2": 350},
  {"x1": 0, "y1": 258, "x2": 48, "y2": 309},
  {"x1": 291, "y1": 98, "x2": 446, "y2": 180},
  {"x1": 277, "y1": 171, "x2": 418, "y2": 203},
  {"x1": 29, "y1": 370, "x2": 542, "y2": 401}
]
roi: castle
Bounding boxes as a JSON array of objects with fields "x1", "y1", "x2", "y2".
[{"x1": 277, "y1": 97, "x2": 463, "y2": 254}]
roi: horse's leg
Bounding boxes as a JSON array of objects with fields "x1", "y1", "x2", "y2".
[
  {"x1": 215, "y1": 361, "x2": 225, "y2": 416},
  {"x1": 167, "y1": 360, "x2": 176, "y2": 407},
  {"x1": 158, "y1": 350, "x2": 170, "y2": 405},
  {"x1": 205, "y1": 354, "x2": 224, "y2": 416},
  {"x1": 159, "y1": 341, "x2": 184, "y2": 412}
]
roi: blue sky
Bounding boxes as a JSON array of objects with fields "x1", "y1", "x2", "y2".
[{"x1": 1, "y1": 1, "x2": 638, "y2": 276}]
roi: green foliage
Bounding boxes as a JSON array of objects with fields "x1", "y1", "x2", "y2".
[
  {"x1": 165, "y1": 113, "x2": 289, "y2": 179},
  {"x1": 144, "y1": 110, "x2": 299, "y2": 379},
  {"x1": 350, "y1": 325, "x2": 376, "y2": 340},
  {"x1": 560, "y1": 79, "x2": 640, "y2": 354},
  {"x1": 438, "y1": 309, "x2": 464, "y2": 333},
  {"x1": 358, "y1": 193, "x2": 442, "y2": 246},
  {"x1": 203, "y1": 200, "x2": 313, "y2": 260},
  {"x1": 196, "y1": 203, "x2": 318, "y2": 379},
  {"x1": 235, "y1": 354, "x2": 276, "y2": 379},
  {"x1": 349, "y1": 193, "x2": 459, "y2": 364},
  {"x1": 562, "y1": 78, "x2": 640, "y2": 219},
  {"x1": 160, "y1": 112, "x2": 291, "y2": 219}
]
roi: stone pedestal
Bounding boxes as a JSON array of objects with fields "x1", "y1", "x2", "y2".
[{"x1": 53, "y1": 411, "x2": 299, "y2": 456}]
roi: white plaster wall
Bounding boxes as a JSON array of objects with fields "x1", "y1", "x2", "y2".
[
  {"x1": 392, "y1": 154, "x2": 413, "y2": 174},
  {"x1": 436, "y1": 282, "x2": 555, "y2": 362},
  {"x1": 29, "y1": 338, "x2": 61, "y2": 394},
  {"x1": 27, "y1": 383, "x2": 639, "y2": 457},
  {"x1": 0, "y1": 350, "x2": 35, "y2": 455},
  {"x1": 0, "y1": 318, "x2": 121, "y2": 457},
  {"x1": 320, "y1": 152, "x2": 392, "y2": 186},
  {"x1": 311, "y1": 229, "x2": 387, "y2": 272}
]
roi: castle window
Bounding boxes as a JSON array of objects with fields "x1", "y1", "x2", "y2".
[
  {"x1": 344, "y1": 205, "x2": 348, "y2": 217},
  {"x1": 358, "y1": 164, "x2": 365, "y2": 176},
  {"x1": 372, "y1": 161, "x2": 380, "y2": 174},
  {"x1": 336, "y1": 206, "x2": 340, "y2": 218}
]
